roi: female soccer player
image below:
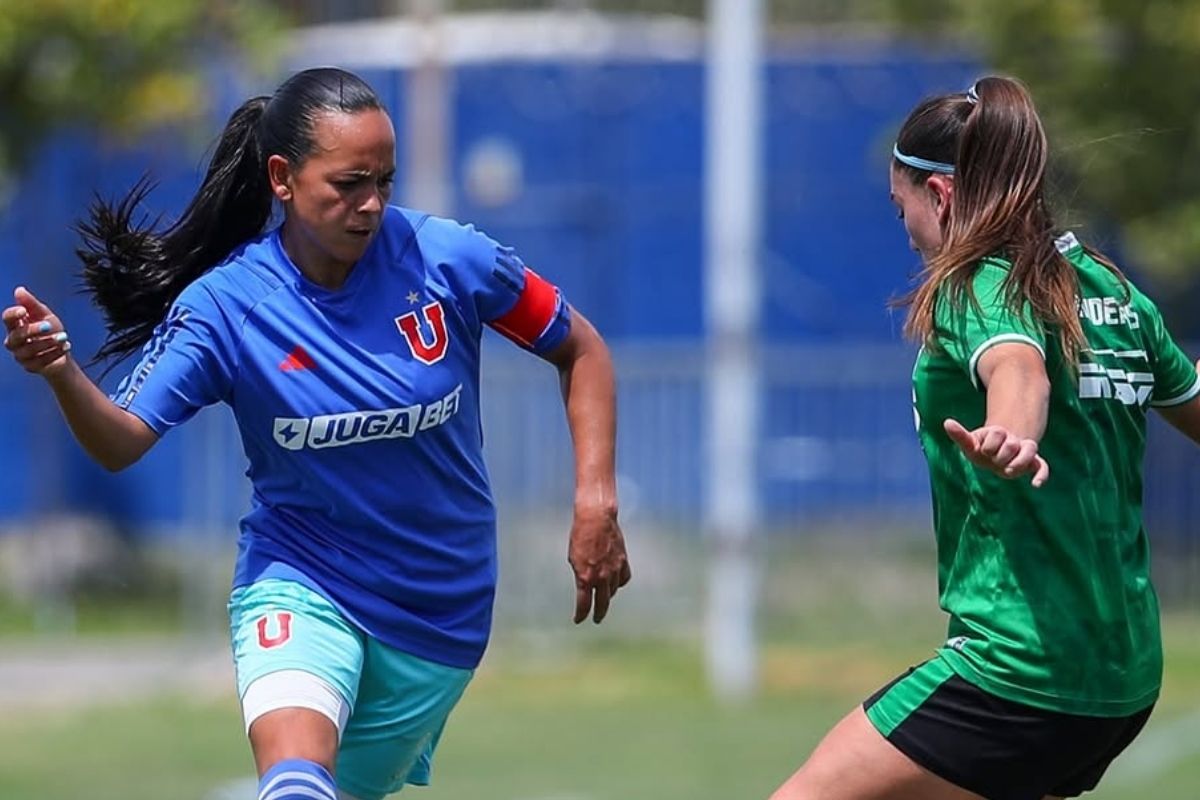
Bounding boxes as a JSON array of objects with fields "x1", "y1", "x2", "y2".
[
  {"x1": 3, "y1": 67, "x2": 630, "y2": 800},
  {"x1": 770, "y1": 76, "x2": 1200, "y2": 800}
]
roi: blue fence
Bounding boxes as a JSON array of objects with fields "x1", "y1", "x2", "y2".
[{"x1": 0, "y1": 37, "x2": 1194, "y2": 547}]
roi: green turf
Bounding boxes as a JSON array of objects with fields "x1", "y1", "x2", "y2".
[
  {"x1": 1, "y1": 618, "x2": 1199, "y2": 800},
  {"x1": 0, "y1": 696, "x2": 250, "y2": 800}
]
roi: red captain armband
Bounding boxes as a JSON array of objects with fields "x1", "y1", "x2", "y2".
[{"x1": 490, "y1": 267, "x2": 560, "y2": 349}]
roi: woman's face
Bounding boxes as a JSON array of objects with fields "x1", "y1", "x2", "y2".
[
  {"x1": 271, "y1": 108, "x2": 396, "y2": 273},
  {"x1": 889, "y1": 164, "x2": 951, "y2": 264}
]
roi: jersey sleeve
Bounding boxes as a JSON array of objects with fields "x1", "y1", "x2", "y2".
[
  {"x1": 1141, "y1": 295, "x2": 1200, "y2": 407},
  {"x1": 934, "y1": 262, "x2": 1046, "y2": 390},
  {"x1": 109, "y1": 283, "x2": 239, "y2": 435},
  {"x1": 421, "y1": 215, "x2": 572, "y2": 354}
]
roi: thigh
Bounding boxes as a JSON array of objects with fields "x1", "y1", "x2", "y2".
[
  {"x1": 770, "y1": 705, "x2": 984, "y2": 800},
  {"x1": 336, "y1": 638, "x2": 473, "y2": 800},
  {"x1": 230, "y1": 578, "x2": 364, "y2": 777},
  {"x1": 230, "y1": 577, "x2": 367, "y2": 777},
  {"x1": 229, "y1": 578, "x2": 366, "y2": 712}
]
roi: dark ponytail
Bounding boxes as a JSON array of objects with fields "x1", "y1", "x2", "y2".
[
  {"x1": 78, "y1": 97, "x2": 272, "y2": 366},
  {"x1": 77, "y1": 67, "x2": 383, "y2": 367}
]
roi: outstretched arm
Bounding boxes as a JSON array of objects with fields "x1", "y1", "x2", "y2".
[
  {"x1": 944, "y1": 342, "x2": 1051, "y2": 487},
  {"x1": 4, "y1": 287, "x2": 157, "y2": 472},
  {"x1": 541, "y1": 307, "x2": 631, "y2": 624}
]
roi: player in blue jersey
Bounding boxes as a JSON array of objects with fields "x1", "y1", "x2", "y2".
[{"x1": 3, "y1": 67, "x2": 630, "y2": 800}]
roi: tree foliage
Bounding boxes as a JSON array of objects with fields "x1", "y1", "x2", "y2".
[
  {"x1": 0, "y1": 0, "x2": 282, "y2": 176},
  {"x1": 882, "y1": 0, "x2": 1200, "y2": 297}
]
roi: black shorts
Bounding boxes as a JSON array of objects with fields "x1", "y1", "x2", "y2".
[{"x1": 863, "y1": 658, "x2": 1153, "y2": 800}]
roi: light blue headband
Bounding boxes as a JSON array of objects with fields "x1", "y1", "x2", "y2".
[
  {"x1": 891, "y1": 83, "x2": 980, "y2": 175},
  {"x1": 892, "y1": 143, "x2": 955, "y2": 175}
]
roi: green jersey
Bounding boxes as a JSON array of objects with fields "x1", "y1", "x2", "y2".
[{"x1": 912, "y1": 232, "x2": 1200, "y2": 716}]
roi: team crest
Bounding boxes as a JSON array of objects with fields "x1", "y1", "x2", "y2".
[
  {"x1": 395, "y1": 301, "x2": 449, "y2": 365},
  {"x1": 256, "y1": 612, "x2": 293, "y2": 649}
]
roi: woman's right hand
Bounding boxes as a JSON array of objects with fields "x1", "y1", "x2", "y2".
[
  {"x1": 3, "y1": 286, "x2": 155, "y2": 472},
  {"x1": 944, "y1": 417, "x2": 1050, "y2": 488},
  {"x1": 3, "y1": 286, "x2": 72, "y2": 378}
]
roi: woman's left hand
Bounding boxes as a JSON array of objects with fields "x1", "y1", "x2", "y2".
[{"x1": 567, "y1": 506, "x2": 631, "y2": 624}]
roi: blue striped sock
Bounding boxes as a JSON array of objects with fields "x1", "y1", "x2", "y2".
[{"x1": 257, "y1": 759, "x2": 337, "y2": 800}]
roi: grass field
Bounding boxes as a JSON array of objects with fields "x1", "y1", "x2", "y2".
[
  {"x1": 1, "y1": 615, "x2": 1199, "y2": 800},
  {"x1": 2, "y1": 533, "x2": 1198, "y2": 799}
]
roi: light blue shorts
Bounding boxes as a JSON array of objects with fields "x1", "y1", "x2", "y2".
[{"x1": 229, "y1": 579, "x2": 474, "y2": 799}]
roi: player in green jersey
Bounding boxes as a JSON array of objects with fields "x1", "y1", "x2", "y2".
[{"x1": 770, "y1": 76, "x2": 1200, "y2": 800}]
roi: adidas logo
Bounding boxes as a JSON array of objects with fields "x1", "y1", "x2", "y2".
[{"x1": 280, "y1": 345, "x2": 316, "y2": 372}]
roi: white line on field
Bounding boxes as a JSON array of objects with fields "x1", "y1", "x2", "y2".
[{"x1": 1105, "y1": 708, "x2": 1200, "y2": 787}]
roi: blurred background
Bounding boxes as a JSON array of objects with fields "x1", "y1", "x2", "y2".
[{"x1": 2, "y1": 1, "x2": 1200, "y2": 798}]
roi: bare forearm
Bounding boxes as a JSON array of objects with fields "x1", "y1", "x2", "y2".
[
  {"x1": 557, "y1": 320, "x2": 618, "y2": 515},
  {"x1": 547, "y1": 310, "x2": 629, "y2": 624},
  {"x1": 44, "y1": 359, "x2": 156, "y2": 471}
]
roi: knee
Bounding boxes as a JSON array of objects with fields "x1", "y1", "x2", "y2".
[{"x1": 250, "y1": 707, "x2": 341, "y2": 775}]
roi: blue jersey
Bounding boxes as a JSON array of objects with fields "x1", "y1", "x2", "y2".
[{"x1": 112, "y1": 206, "x2": 571, "y2": 668}]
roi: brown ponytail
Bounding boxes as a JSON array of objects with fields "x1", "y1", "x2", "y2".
[{"x1": 897, "y1": 76, "x2": 1122, "y2": 364}]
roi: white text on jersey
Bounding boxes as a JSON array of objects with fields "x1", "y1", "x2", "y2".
[
  {"x1": 272, "y1": 384, "x2": 463, "y2": 451},
  {"x1": 1078, "y1": 296, "x2": 1139, "y2": 329}
]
